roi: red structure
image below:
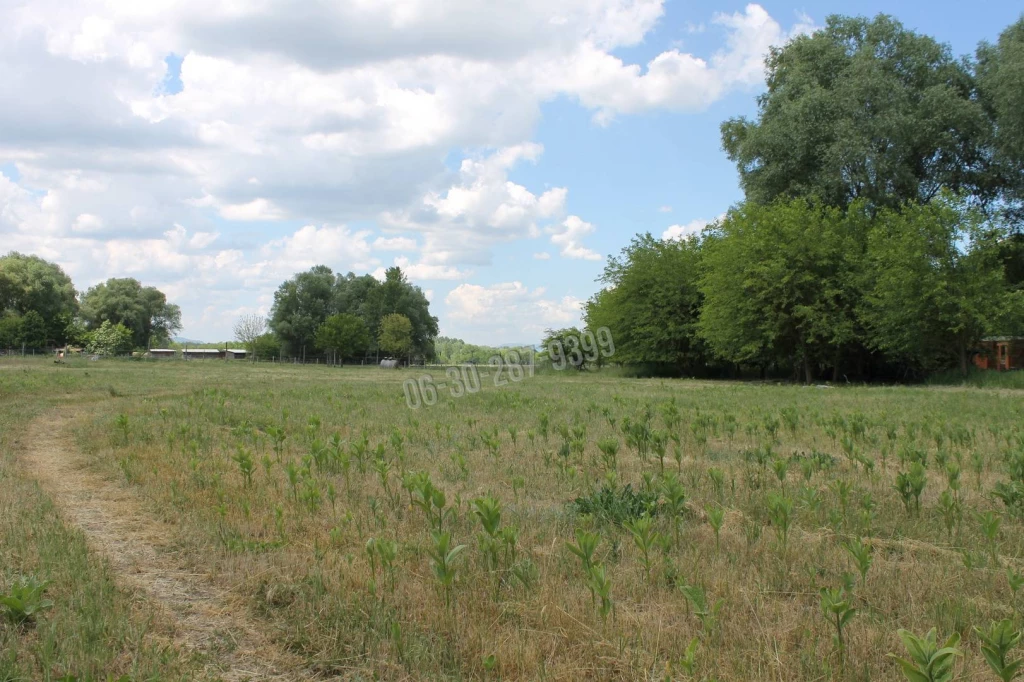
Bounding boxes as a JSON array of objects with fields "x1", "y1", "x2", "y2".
[{"x1": 974, "y1": 337, "x2": 1024, "y2": 371}]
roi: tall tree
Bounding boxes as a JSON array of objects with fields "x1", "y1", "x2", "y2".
[
  {"x1": 80, "y1": 278, "x2": 181, "y2": 348},
  {"x1": 0, "y1": 252, "x2": 78, "y2": 344},
  {"x1": 269, "y1": 265, "x2": 336, "y2": 356},
  {"x1": 584, "y1": 233, "x2": 707, "y2": 372},
  {"x1": 860, "y1": 198, "x2": 1012, "y2": 376},
  {"x1": 976, "y1": 17, "x2": 1024, "y2": 225},
  {"x1": 315, "y1": 313, "x2": 370, "y2": 364},
  {"x1": 698, "y1": 199, "x2": 868, "y2": 383},
  {"x1": 721, "y1": 15, "x2": 989, "y2": 212}
]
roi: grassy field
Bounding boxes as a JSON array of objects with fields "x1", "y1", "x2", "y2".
[{"x1": 2, "y1": 358, "x2": 1024, "y2": 680}]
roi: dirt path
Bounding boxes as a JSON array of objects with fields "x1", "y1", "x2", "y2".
[{"x1": 18, "y1": 411, "x2": 305, "y2": 681}]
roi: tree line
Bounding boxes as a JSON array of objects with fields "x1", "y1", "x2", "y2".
[
  {"x1": 585, "y1": 14, "x2": 1024, "y2": 381},
  {"x1": 0, "y1": 252, "x2": 181, "y2": 354}
]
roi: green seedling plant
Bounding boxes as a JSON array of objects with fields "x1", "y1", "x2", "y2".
[
  {"x1": 708, "y1": 467, "x2": 726, "y2": 502},
  {"x1": 566, "y1": 529, "x2": 600, "y2": 574},
  {"x1": 843, "y1": 536, "x2": 873, "y2": 586},
  {"x1": 587, "y1": 563, "x2": 614, "y2": 626},
  {"x1": 597, "y1": 437, "x2": 619, "y2": 472},
  {"x1": 767, "y1": 492, "x2": 794, "y2": 557},
  {"x1": 820, "y1": 586, "x2": 856, "y2": 672},
  {"x1": 679, "y1": 583, "x2": 723, "y2": 636},
  {"x1": 889, "y1": 628, "x2": 962, "y2": 682},
  {"x1": 974, "y1": 619, "x2": 1022, "y2": 681},
  {"x1": 0, "y1": 575, "x2": 54, "y2": 625},
  {"x1": 937, "y1": 490, "x2": 959, "y2": 543},
  {"x1": 426, "y1": 530, "x2": 467, "y2": 610},
  {"x1": 979, "y1": 510, "x2": 1002, "y2": 565},
  {"x1": 624, "y1": 515, "x2": 660, "y2": 582},
  {"x1": 232, "y1": 447, "x2": 256, "y2": 487},
  {"x1": 660, "y1": 474, "x2": 687, "y2": 545},
  {"x1": 895, "y1": 463, "x2": 927, "y2": 516}
]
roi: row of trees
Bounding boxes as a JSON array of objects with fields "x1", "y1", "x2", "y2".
[
  {"x1": 0, "y1": 252, "x2": 181, "y2": 351},
  {"x1": 585, "y1": 14, "x2": 1024, "y2": 381},
  {"x1": 264, "y1": 265, "x2": 438, "y2": 362}
]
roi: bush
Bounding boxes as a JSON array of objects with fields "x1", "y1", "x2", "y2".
[{"x1": 571, "y1": 483, "x2": 660, "y2": 525}]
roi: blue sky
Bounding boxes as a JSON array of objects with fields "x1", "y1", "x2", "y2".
[{"x1": 0, "y1": 0, "x2": 1020, "y2": 344}]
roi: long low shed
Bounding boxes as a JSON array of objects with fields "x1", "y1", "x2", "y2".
[{"x1": 183, "y1": 348, "x2": 224, "y2": 359}]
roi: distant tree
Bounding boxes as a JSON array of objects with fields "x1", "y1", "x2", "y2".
[
  {"x1": 698, "y1": 199, "x2": 869, "y2": 383},
  {"x1": 271, "y1": 266, "x2": 438, "y2": 359},
  {"x1": 315, "y1": 313, "x2": 370, "y2": 364},
  {"x1": 86, "y1": 320, "x2": 134, "y2": 355},
  {"x1": 721, "y1": 15, "x2": 989, "y2": 212},
  {"x1": 541, "y1": 327, "x2": 589, "y2": 371},
  {"x1": 860, "y1": 197, "x2": 1011, "y2": 377},
  {"x1": 80, "y1": 278, "x2": 181, "y2": 348},
  {"x1": 378, "y1": 313, "x2": 413, "y2": 359},
  {"x1": 233, "y1": 313, "x2": 267, "y2": 361},
  {"x1": 585, "y1": 233, "x2": 708, "y2": 372},
  {"x1": 269, "y1": 265, "x2": 335, "y2": 356},
  {"x1": 0, "y1": 252, "x2": 78, "y2": 344},
  {"x1": 251, "y1": 333, "x2": 282, "y2": 361}
]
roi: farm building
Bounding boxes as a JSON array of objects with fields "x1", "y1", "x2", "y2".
[
  {"x1": 149, "y1": 349, "x2": 176, "y2": 359},
  {"x1": 183, "y1": 348, "x2": 224, "y2": 360},
  {"x1": 973, "y1": 337, "x2": 1024, "y2": 371},
  {"x1": 225, "y1": 349, "x2": 247, "y2": 360}
]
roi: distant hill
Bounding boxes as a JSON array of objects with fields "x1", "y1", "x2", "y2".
[{"x1": 172, "y1": 336, "x2": 203, "y2": 345}]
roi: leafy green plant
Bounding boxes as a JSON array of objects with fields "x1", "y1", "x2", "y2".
[
  {"x1": 426, "y1": 530, "x2": 467, "y2": 609},
  {"x1": 566, "y1": 528, "x2": 600, "y2": 574},
  {"x1": 889, "y1": 628, "x2": 962, "y2": 682},
  {"x1": 979, "y1": 510, "x2": 1002, "y2": 565},
  {"x1": 767, "y1": 492, "x2": 794, "y2": 555},
  {"x1": 679, "y1": 583, "x2": 723, "y2": 635},
  {"x1": 843, "y1": 536, "x2": 873, "y2": 586},
  {"x1": 0, "y1": 575, "x2": 54, "y2": 625},
  {"x1": 895, "y1": 463, "x2": 927, "y2": 516},
  {"x1": 571, "y1": 483, "x2": 660, "y2": 525},
  {"x1": 660, "y1": 474, "x2": 687, "y2": 545},
  {"x1": 624, "y1": 515, "x2": 661, "y2": 581},
  {"x1": 974, "y1": 619, "x2": 1022, "y2": 681},
  {"x1": 587, "y1": 563, "x2": 614, "y2": 625},
  {"x1": 820, "y1": 586, "x2": 856, "y2": 670},
  {"x1": 232, "y1": 447, "x2": 256, "y2": 487}
]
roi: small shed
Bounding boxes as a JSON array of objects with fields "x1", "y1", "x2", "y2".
[
  {"x1": 183, "y1": 348, "x2": 225, "y2": 360},
  {"x1": 225, "y1": 349, "x2": 247, "y2": 360},
  {"x1": 974, "y1": 337, "x2": 1024, "y2": 371},
  {"x1": 149, "y1": 348, "x2": 176, "y2": 359}
]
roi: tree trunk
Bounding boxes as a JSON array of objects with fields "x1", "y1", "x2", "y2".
[
  {"x1": 832, "y1": 347, "x2": 841, "y2": 383},
  {"x1": 959, "y1": 338, "x2": 969, "y2": 378},
  {"x1": 803, "y1": 354, "x2": 813, "y2": 385}
]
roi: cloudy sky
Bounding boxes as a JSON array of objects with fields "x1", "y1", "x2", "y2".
[{"x1": 1, "y1": 1, "x2": 1019, "y2": 344}]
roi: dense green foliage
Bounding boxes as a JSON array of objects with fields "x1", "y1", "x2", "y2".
[
  {"x1": 587, "y1": 14, "x2": 1024, "y2": 381},
  {"x1": 270, "y1": 266, "x2": 437, "y2": 359},
  {"x1": 0, "y1": 252, "x2": 78, "y2": 346},
  {"x1": 80, "y1": 278, "x2": 181, "y2": 349},
  {"x1": 585, "y1": 235, "x2": 707, "y2": 372},
  {"x1": 315, "y1": 313, "x2": 370, "y2": 363}
]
